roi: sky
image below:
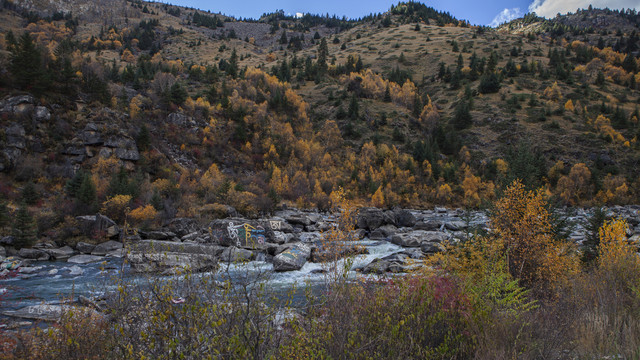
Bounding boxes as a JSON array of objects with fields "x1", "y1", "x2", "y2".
[{"x1": 163, "y1": 0, "x2": 640, "y2": 27}]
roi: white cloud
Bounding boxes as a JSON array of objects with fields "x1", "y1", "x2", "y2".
[
  {"x1": 489, "y1": 8, "x2": 523, "y2": 27},
  {"x1": 529, "y1": 0, "x2": 640, "y2": 18},
  {"x1": 295, "y1": 12, "x2": 304, "y2": 18}
]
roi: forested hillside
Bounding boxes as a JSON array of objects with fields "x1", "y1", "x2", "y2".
[{"x1": 0, "y1": 0, "x2": 639, "y2": 238}]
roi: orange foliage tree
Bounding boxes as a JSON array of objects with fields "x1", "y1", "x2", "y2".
[
  {"x1": 556, "y1": 163, "x2": 592, "y2": 206},
  {"x1": 491, "y1": 181, "x2": 579, "y2": 292}
]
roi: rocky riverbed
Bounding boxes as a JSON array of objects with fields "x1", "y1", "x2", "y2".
[{"x1": 2, "y1": 205, "x2": 640, "y2": 325}]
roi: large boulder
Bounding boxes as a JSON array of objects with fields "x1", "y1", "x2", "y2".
[
  {"x1": 91, "y1": 240, "x2": 123, "y2": 256},
  {"x1": 33, "y1": 106, "x2": 51, "y2": 122},
  {"x1": 45, "y1": 246, "x2": 75, "y2": 260},
  {"x1": 75, "y1": 242, "x2": 96, "y2": 254},
  {"x1": 67, "y1": 255, "x2": 103, "y2": 264},
  {"x1": 144, "y1": 231, "x2": 177, "y2": 241},
  {"x1": 127, "y1": 240, "x2": 223, "y2": 273},
  {"x1": 76, "y1": 214, "x2": 120, "y2": 239},
  {"x1": 414, "y1": 220, "x2": 442, "y2": 231},
  {"x1": 220, "y1": 246, "x2": 254, "y2": 263},
  {"x1": 394, "y1": 209, "x2": 417, "y2": 227},
  {"x1": 272, "y1": 231, "x2": 297, "y2": 244},
  {"x1": 165, "y1": 218, "x2": 199, "y2": 237},
  {"x1": 267, "y1": 218, "x2": 295, "y2": 233},
  {"x1": 273, "y1": 243, "x2": 311, "y2": 271},
  {"x1": 285, "y1": 214, "x2": 313, "y2": 227},
  {"x1": 3, "y1": 304, "x2": 99, "y2": 322},
  {"x1": 0, "y1": 95, "x2": 35, "y2": 113},
  {"x1": 361, "y1": 258, "x2": 389, "y2": 274},
  {"x1": 18, "y1": 248, "x2": 50, "y2": 261},
  {"x1": 209, "y1": 218, "x2": 277, "y2": 249},
  {"x1": 444, "y1": 220, "x2": 467, "y2": 231},
  {"x1": 104, "y1": 137, "x2": 140, "y2": 161},
  {"x1": 357, "y1": 208, "x2": 385, "y2": 231},
  {"x1": 311, "y1": 242, "x2": 368, "y2": 262},
  {"x1": 369, "y1": 225, "x2": 398, "y2": 240},
  {"x1": 362, "y1": 252, "x2": 424, "y2": 274},
  {"x1": 420, "y1": 242, "x2": 446, "y2": 254},
  {"x1": 391, "y1": 231, "x2": 448, "y2": 247}
]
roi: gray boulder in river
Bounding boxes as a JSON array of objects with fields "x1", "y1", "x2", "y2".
[
  {"x1": 127, "y1": 240, "x2": 222, "y2": 273},
  {"x1": 273, "y1": 243, "x2": 311, "y2": 271}
]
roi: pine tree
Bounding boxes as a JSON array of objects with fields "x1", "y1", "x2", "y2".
[
  {"x1": 317, "y1": 38, "x2": 328, "y2": 75},
  {"x1": 279, "y1": 30, "x2": 288, "y2": 45},
  {"x1": 227, "y1": 48, "x2": 239, "y2": 78},
  {"x1": 21, "y1": 182, "x2": 39, "y2": 205},
  {"x1": 0, "y1": 201, "x2": 8, "y2": 231},
  {"x1": 137, "y1": 125, "x2": 151, "y2": 151},
  {"x1": 77, "y1": 174, "x2": 97, "y2": 208},
  {"x1": 596, "y1": 71, "x2": 605, "y2": 86},
  {"x1": 66, "y1": 170, "x2": 86, "y2": 197},
  {"x1": 413, "y1": 93, "x2": 422, "y2": 118},
  {"x1": 10, "y1": 32, "x2": 47, "y2": 93},
  {"x1": 12, "y1": 203, "x2": 37, "y2": 248},
  {"x1": 348, "y1": 93, "x2": 359, "y2": 120},
  {"x1": 582, "y1": 207, "x2": 609, "y2": 265},
  {"x1": 452, "y1": 99, "x2": 472, "y2": 130},
  {"x1": 170, "y1": 82, "x2": 188, "y2": 105},
  {"x1": 383, "y1": 85, "x2": 391, "y2": 102}
]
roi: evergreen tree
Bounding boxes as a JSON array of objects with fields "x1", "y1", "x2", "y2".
[
  {"x1": 21, "y1": 182, "x2": 39, "y2": 205},
  {"x1": 413, "y1": 93, "x2": 422, "y2": 118},
  {"x1": 108, "y1": 167, "x2": 139, "y2": 198},
  {"x1": 77, "y1": 173, "x2": 97, "y2": 208},
  {"x1": 170, "y1": 83, "x2": 188, "y2": 106},
  {"x1": 622, "y1": 53, "x2": 637, "y2": 73},
  {"x1": 0, "y1": 201, "x2": 8, "y2": 231},
  {"x1": 66, "y1": 170, "x2": 86, "y2": 197},
  {"x1": 10, "y1": 32, "x2": 47, "y2": 93},
  {"x1": 382, "y1": 16, "x2": 392, "y2": 27},
  {"x1": 348, "y1": 93, "x2": 359, "y2": 120},
  {"x1": 12, "y1": 203, "x2": 37, "y2": 248},
  {"x1": 478, "y1": 72, "x2": 501, "y2": 94},
  {"x1": 137, "y1": 124, "x2": 151, "y2": 151},
  {"x1": 582, "y1": 207, "x2": 609, "y2": 265},
  {"x1": 317, "y1": 38, "x2": 328, "y2": 75},
  {"x1": 383, "y1": 85, "x2": 391, "y2": 102},
  {"x1": 279, "y1": 30, "x2": 288, "y2": 45},
  {"x1": 595, "y1": 71, "x2": 605, "y2": 86},
  {"x1": 450, "y1": 68, "x2": 462, "y2": 90},
  {"x1": 486, "y1": 51, "x2": 498, "y2": 73},
  {"x1": 452, "y1": 99, "x2": 472, "y2": 130},
  {"x1": 5, "y1": 30, "x2": 17, "y2": 52},
  {"x1": 227, "y1": 48, "x2": 239, "y2": 78}
]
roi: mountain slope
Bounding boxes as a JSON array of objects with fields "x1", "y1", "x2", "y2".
[{"x1": 0, "y1": 0, "x2": 639, "y2": 238}]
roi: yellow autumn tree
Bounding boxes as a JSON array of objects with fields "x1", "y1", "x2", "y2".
[
  {"x1": 461, "y1": 166, "x2": 481, "y2": 207},
  {"x1": 121, "y1": 48, "x2": 135, "y2": 62},
  {"x1": 593, "y1": 114, "x2": 626, "y2": 144},
  {"x1": 556, "y1": 163, "x2": 592, "y2": 205},
  {"x1": 101, "y1": 195, "x2": 132, "y2": 224},
  {"x1": 596, "y1": 174, "x2": 629, "y2": 204},
  {"x1": 495, "y1": 158, "x2": 508, "y2": 177},
  {"x1": 596, "y1": 219, "x2": 640, "y2": 290},
  {"x1": 436, "y1": 183, "x2": 453, "y2": 204},
  {"x1": 564, "y1": 99, "x2": 575, "y2": 112},
  {"x1": 543, "y1": 81, "x2": 562, "y2": 101},
  {"x1": 492, "y1": 181, "x2": 579, "y2": 292},
  {"x1": 371, "y1": 186, "x2": 384, "y2": 208},
  {"x1": 129, "y1": 95, "x2": 145, "y2": 119},
  {"x1": 547, "y1": 160, "x2": 565, "y2": 185},
  {"x1": 128, "y1": 204, "x2": 158, "y2": 225}
]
